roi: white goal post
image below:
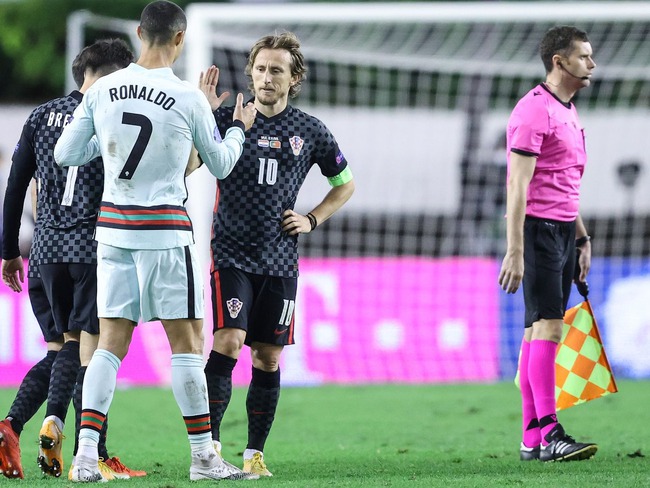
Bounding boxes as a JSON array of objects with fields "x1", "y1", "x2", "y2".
[
  {"x1": 184, "y1": 2, "x2": 650, "y2": 81},
  {"x1": 65, "y1": 10, "x2": 139, "y2": 94},
  {"x1": 66, "y1": 3, "x2": 650, "y2": 88}
]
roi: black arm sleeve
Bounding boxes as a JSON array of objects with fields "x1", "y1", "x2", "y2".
[
  {"x1": 511, "y1": 148, "x2": 539, "y2": 158},
  {"x1": 2, "y1": 123, "x2": 37, "y2": 260}
]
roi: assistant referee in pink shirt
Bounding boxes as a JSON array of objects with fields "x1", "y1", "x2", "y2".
[{"x1": 499, "y1": 25, "x2": 597, "y2": 463}]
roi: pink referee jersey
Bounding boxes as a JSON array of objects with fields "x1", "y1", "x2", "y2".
[{"x1": 506, "y1": 83, "x2": 586, "y2": 222}]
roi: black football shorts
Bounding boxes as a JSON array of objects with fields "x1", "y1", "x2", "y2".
[
  {"x1": 211, "y1": 267, "x2": 297, "y2": 346},
  {"x1": 28, "y1": 273, "x2": 62, "y2": 343},
  {"x1": 523, "y1": 216, "x2": 576, "y2": 328},
  {"x1": 38, "y1": 263, "x2": 99, "y2": 335}
]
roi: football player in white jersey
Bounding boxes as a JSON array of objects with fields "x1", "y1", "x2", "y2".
[
  {"x1": 54, "y1": 0, "x2": 257, "y2": 482},
  {"x1": 2, "y1": 39, "x2": 142, "y2": 481}
]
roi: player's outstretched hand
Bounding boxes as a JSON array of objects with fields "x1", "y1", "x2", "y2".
[
  {"x1": 233, "y1": 93, "x2": 257, "y2": 131},
  {"x1": 498, "y1": 252, "x2": 523, "y2": 294},
  {"x1": 1, "y1": 257, "x2": 25, "y2": 293},
  {"x1": 281, "y1": 209, "x2": 312, "y2": 235},
  {"x1": 198, "y1": 65, "x2": 230, "y2": 111}
]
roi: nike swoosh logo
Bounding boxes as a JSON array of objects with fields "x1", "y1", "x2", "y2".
[{"x1": 274, "y1": 328, "x2": 288, "y2": 336}]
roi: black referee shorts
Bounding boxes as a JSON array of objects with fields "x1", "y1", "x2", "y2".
[
  {"x1": 28, "y1": 274, "x2": 62, "y2": 343},
  {"x1": 38, "y1": 263, "x2": 99, "y2": 335},
  {"x1": 523, "y1": 216, "x2": 576, "y2": 328},
  {"x1": 211, "y1": 267, "x2": 297, "y2": 346}
]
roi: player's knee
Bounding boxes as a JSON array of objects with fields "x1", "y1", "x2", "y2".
[
  {"x1": 253, "y1": 357, "x2": 279, "y2": 372},
  {"x1": 251, "y1": 344, "x2": 282, "y2": 371},
  {"x1": 64, "y1": 330, "x2": 81, "y2": 342},
  {"x1": 532, "y1": 318, "x2": 563, "y2": 342},
  {"x1": 213, "y1": 329, "x2": 245, "y2": 356},
  {"x1": 98, "y1": 334, "x2": 133, "y2": 360}
]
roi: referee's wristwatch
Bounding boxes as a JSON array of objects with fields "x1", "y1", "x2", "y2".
[{"x1": 575, "y1": 235, "x2": 591, "y2": 247}]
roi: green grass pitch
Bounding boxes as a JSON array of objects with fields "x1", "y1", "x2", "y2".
[{"x1": 1, "y1": 381, "x2": 648, "y2": 487}]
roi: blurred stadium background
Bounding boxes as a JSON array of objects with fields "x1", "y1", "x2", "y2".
[{"x1": 2, "y1": 1, "x2": 650, "y2": 389}]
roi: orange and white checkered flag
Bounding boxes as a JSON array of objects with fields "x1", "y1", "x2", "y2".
[
  {"x1": 513, "y1": 300, "x2": 618, "y2": 410},
  {"x1": 555, "y1": 299, "x2": 618, "y2": 410}
]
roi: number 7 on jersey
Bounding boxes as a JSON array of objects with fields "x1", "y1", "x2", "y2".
[{"x1": 119, "y1": 112, "x2": 153, "y2": 180}]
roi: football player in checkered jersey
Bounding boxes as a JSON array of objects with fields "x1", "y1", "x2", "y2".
[
  {"x1": 1, "y1": 39, "x2": 144, "y2": 480},
  {"x1": 199, "y1": 31, "x2": 355, "y2": 477}
]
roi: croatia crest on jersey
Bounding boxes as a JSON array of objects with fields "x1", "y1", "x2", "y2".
[
  {"x1": 226, "y1": 298, "x2": 243, "y2": 319},
  {"x1": 289, "y1": 135, "x2": 304, "y2": 156}
]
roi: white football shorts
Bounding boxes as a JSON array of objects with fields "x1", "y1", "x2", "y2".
[{"x1": 96, "y1": 243, "x2": 204, "y2": 323}]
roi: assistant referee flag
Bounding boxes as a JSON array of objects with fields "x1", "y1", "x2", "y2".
[
  {"x1": 555, "y1": 299, "x2": 618, "y2": 410},
  {"x1": 514, "y1": 300, "x2": 618, "y2": 410}
]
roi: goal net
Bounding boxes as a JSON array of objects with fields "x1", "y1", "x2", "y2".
[{"x1": 47, "y1": 3, "x2": 650, "y2": 386}]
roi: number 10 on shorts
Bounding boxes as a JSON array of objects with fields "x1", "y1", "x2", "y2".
[{"x1": 279, "y1": 299, "x2": 295, "y2": 326}]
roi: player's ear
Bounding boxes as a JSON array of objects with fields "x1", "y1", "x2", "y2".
[{"x1": 174, "y1": 30, "x2": 185, "y2": 47}]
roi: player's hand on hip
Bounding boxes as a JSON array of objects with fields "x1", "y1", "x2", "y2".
[
  {"x1": 233, "y1": 93, "x2": 257, "y2": 131},
  {"x1": 198, "y1": 65, "x2": 230, "y2": 111},
  {"x1": 498, "y1": 252, "x2": 524, "y2": 294},
  {"x1": 281, "y1": 209, "x2": 311, "y2": 235},
  {"x1": 1, "y1": 257, "x2": 25, "y2": 293}
]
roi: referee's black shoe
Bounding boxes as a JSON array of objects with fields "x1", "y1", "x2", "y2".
[
  {"x1": 519, "y1": 443, "x2": 540, "y2": 461},
  {"x1": 539, "y1": 424, "x2": 598, "y2": 462}
]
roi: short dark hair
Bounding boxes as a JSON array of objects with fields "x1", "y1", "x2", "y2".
[
  {"x1": 539, "y1": 25, "x2": 590, "y2": 73},
  {"x1": 71, "y1": 38, "x2": 134, "y2": 89},
  {"x1": 245, "y1": 31, "x2": 307, "y2": 99},
  {"x1": 140, "y1": 0, "x2": 187, "y2": 46}
]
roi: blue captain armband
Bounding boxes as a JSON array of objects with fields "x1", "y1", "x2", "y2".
[{"x1": 327, "y1": 167, "x2": 353, "y2": 187}]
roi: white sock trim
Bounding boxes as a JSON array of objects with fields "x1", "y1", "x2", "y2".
[
  {"x1": 43, "y1": 415, "x2": 64, "y2": 432},
  {"x1": 93, "y1": 349, "x2": 121, "y2": 371},
  {"x1": 171, "y1": 353, "x2": 204, "y2": 367},
  {"x1": 243, "y1": 449, "x2": 262, "y2": 461}
]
